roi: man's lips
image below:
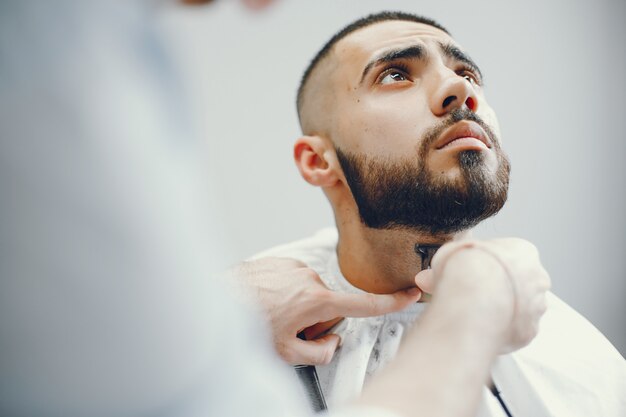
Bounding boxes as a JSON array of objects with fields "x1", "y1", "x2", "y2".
[{"x1": 434, "y1": 121, "x2": 492, "y2": 151}]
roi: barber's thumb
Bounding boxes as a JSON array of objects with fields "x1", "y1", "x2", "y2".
[
  {"x1": 415, "y1": 269, "x2": 436, "y2": 294},
  {"x1": 294, "y1": 334, "x2": 341, "y2": 366}
]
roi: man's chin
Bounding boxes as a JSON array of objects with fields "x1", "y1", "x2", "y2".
[{"x1": 428, "y1": 149, "x2": 493, "y2": 177}]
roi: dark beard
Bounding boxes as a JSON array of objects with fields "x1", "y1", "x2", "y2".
[{"x1": 335, "y1": 109, "x2": 511, "y2": 235}]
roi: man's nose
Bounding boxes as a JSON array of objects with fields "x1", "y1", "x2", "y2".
[{"x1": 428, "y1": 69, "x2": 478, "y2": 117}]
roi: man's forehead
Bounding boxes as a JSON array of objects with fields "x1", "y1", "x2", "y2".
[{"x1": 333, "y1": 20, "x2": 457, "y2": 66}]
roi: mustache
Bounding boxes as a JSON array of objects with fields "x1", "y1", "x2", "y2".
[{"x1": 420, "y1": 108, "x2": 500, "y2": 150}]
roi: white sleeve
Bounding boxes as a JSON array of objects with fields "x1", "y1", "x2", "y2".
[
  {"x1": 0, "y1": 3, "x2": 302, "y2": 417},
  {"x1": 0, "y1": 4, "x2": 408, "y2": 417}
]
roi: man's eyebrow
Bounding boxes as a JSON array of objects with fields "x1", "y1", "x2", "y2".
[
  {"x1": 359, "y1": 45, "x2": 426, "y2": 85},
  {"x1": 439, "y1": 42, "x2": 483, "y2": 80}
]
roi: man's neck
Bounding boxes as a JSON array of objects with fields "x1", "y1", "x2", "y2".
[{"x1": 336, "y1": 222, "x2": 461, "y2": 294}]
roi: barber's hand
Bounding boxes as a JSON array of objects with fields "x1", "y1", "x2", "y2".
[
  {"x1": 415, "y1": 238, "x2": 550, "y2": 354},
  {"x1": 231, "y1": 257, "x2": 421, "y2": 365}
]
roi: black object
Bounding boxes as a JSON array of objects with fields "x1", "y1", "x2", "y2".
[
  {"x1": 491, "y1": 383, "x2": 515, "y2": 417},
  {"x1": 294, "y1": 332, "x2": 327, "y2": 412},
  {"x1": 413, "y1": 243, "x2": 441, "y2": 270}
]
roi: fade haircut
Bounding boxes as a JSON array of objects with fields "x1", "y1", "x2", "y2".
[{"x1": 296, "y1": 11, "x2": 449, "y2": 128}]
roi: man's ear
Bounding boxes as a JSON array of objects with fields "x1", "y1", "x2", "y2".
[{"x1": 294, "y1": 136, "x2": 340, "y2": 187}]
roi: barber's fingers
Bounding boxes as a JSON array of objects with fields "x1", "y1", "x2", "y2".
[
  {"x1": 303, "y1": 317, "x2": 343, "y2": 340},
  {"x1": 415, "y1": 269, "x2": 436, "y2": 294},
  {"x1": 284, "y1": 334, "x2": 341, "y2": 366},
  {"x1": 303, "y1": 287, "x2": 421, "y2": 341},
  {"x1": 428, "y1": 241, "x2": 475, "y2": 271},
  {"x1": 325, "y1": 288, "x2": 421, "y2": 319}
]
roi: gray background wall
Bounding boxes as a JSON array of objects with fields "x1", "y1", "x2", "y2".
[{"x1": 159, "y1": 0, "x2": 625, "y2": 355}]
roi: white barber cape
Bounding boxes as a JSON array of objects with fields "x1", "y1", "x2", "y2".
[{"x1": 254, "y1": 228, "x2": 626, "y2": 417}]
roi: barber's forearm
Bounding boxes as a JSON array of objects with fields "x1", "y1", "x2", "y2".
[
  {"x1": 358, "y1": 311, "x2": 500, "y2": 417},
  {"x1": 357, "y1": 250, "x2": 510, "y2": 417}
]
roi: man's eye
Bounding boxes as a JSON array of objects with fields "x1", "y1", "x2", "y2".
[
  {"x1": 379, "y1": 70, "x2": 409, "y2": 85},
  {"x1": 458, "y1": 70, "x2": 480, "y2": 85}
]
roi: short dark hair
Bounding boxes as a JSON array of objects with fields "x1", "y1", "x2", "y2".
[{"x1": 296, "y1": 11, "x2": 449, "y2": 123}]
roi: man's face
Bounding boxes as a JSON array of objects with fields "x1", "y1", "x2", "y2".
[{"x1": 324, "y1": 20, "x2": 510, "y2": 234}]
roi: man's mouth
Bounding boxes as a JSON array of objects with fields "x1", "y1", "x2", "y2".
[{"x1": 434, "y1": 121, "x2": 492, "y2": 151}]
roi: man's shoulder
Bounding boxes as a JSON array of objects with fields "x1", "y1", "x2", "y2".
[
  {"x1": 250, "y1": 227, "x2": 338, "y2": 273},
  {"x1": 493, "y1": 293, "x2": 625, "y2": 415},
  {"x1": 529, "y1": 292, "x2": 624, "y2": 362},
  {"x1": 510, "y1": 292, "x2": 625, "y2": 411}
]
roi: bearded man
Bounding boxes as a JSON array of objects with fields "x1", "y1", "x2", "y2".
[{"x1": 245, "y1": 11, "x2": 626, "y2": 417}]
